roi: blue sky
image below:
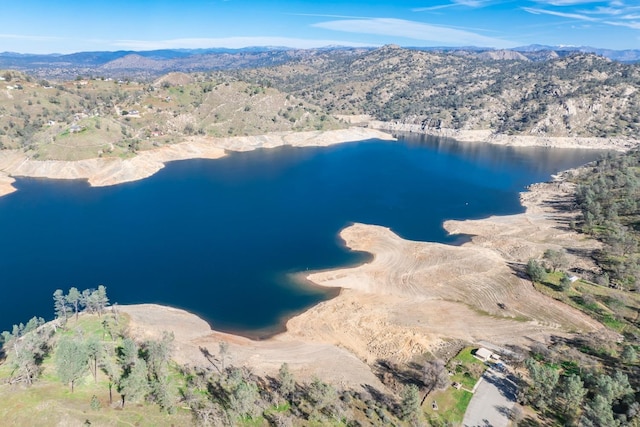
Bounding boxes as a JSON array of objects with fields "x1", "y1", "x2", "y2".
[{"x1": 1, "y1": 0, "x2": 638, "y2": 53}]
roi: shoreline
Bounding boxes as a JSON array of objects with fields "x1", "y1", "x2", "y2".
[
  {"x1": 3, "y1": 126, "x2": 621, "y2": 388},
  {"x1": 120, "y1": 156, "x2": 609, "y2": 388},
  {"x1": 1, "y1": 123, "x2": 636, "y2": 201},
  {"x1": 335, "y1": 115, "x2": 638, "y2": 151},
  {"x1": 0, "y1": 127, "x2": 395, "y2": 198}
]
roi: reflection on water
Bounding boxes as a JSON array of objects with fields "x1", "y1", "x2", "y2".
[{"x1": 0, "y1": 137, "x2": 608, "y2": 337}]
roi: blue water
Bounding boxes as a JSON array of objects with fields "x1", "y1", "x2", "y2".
[{"x1": 0, "y1": 135, "x2": 606, "y2": 337}]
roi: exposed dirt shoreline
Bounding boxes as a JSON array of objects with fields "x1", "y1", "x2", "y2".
[
  {"x1": 0, "y1": 127, "x2": 394, "y2": 198},
  {"x1": 336, "y1": 115, "x2": 638, "y2": 151},
  {"x1": 119, "y1": 138, "x2": 617, "y2": 391},
  {"x1": 4, "y1": 126, "x2": 626, "y2": 390}
]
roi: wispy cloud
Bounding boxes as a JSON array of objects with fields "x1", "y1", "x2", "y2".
[
  {"x1": 605, "y1": 20, "x2": 640, "y2": 29},
  {"x1": 525, "y1": 1, "x2": 640, "y2": 31},
  {"x1": 413, "y1": 4, "x2": 458, "y2": 12},
  {"x1": 523, "y1": 7, "x2": 599, "y2": 21},
  {"x1": 287, "y1": 13, "x2": 373, "y2": 20},
  {"x1": 413, "y1": 0, "x2": 493, "y2": 12},
  {"x1": 111, "y1": 37, "x2": 373, "y2": 50},
  {"x1": 453, "y1": 0, "x2": 492, "y2": 6},
  {"x1": 534, "y1": 0, "x2": 603, "y2": 5},
  {"x1": 312, "y1": 18, "x2": 516, "y2": 48}
]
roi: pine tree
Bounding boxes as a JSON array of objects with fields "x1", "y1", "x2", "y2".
[
  {"x1": 86, "y1": 336, "x2": 103, "y2": 384},
  {"x1": 93, "y1": 285, "x2": 109, "y2": 316},
  {"x1": 66, "y1": 287, "x2": 81, "y2": 321},
  {"x1": 56, "y1": 337, "x2": 88, "y2": 393},
  {"x1": 118, "y1": 359, "x2": 150, "y2": 407},
  {"x1": 399, "y1": 384, "x2": 421, "y2": 422},
  {"x1": 278, "y1": 362, "x2": 296, "y2": 400},
  {"x1": 52, "y1": 289, "x2": 69, "y2": 325},
  {"x1": 561, "y1": 374, "x2": 586, "y2": 421}
]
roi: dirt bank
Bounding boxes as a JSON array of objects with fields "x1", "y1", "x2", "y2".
[
  {"x1": 335, "y1": 115, "x2": 637, "y2": 151},
  {"x1": 5, "y1": 124, "x2": 609, "y2": 389},
  {"x1": 0, "y1": 127, "x2": 394, "y2": 198},
  {"x1": 120, "y1": 168, "x2": 606, "y2": 390}
]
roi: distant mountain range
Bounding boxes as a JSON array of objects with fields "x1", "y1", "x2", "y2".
[
  {"x1": 514, "y1": 44, "x2": 640, "y2": 63},
  {"x1": 0, "y1": 45, "x2": 637, "y2": 80}
]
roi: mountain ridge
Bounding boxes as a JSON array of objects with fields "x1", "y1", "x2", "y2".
[{"x1": 1, "y1": 44, "x2": 638, "y2": 80}]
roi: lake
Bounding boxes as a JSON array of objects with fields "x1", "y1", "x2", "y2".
[{"x1": 0, "y1": 134, "x2": 607, "y2": 337}]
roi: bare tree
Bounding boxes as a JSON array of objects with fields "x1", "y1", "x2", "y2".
[{"x1": 422, "y1": 359, "x2": 449, "y2": 403}]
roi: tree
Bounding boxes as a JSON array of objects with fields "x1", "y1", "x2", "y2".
[
  {"x1": 621, "y1": 345, "x2": 637, "y2": 364},
  {"x1": 594, "y1": 371, "x2": 633, "y2": 406},
  {"x1": 92, "y1": 285, "x2": 109, "y2": 316},
  {"x1": 150, "y1": 375, "x2": 178, "y2": 414},
  {"x1": 99, "y1": 346, "x2": 119, "y2": 405},
  {"x1": 399, "y1": 384, "x2": 421, "y2": 422},
  {"x1": 118, "y1": 338, "x2": 139, "y2": 371},
  {"x1": 524, "y1": 358, "x2": 559, "y2": 411},
  {"x1": 81, "y1": 289, "x2": 93, "y2": 313},
  {"x1": 423, "y1": 359, "x2": 449, "y2": 398},
  {"x1": 278, "y1": 362, "x2": 296, "y2": 400},
  {"x1": 118, "y1": 358, "x2": 150, "y2": 407},
  {"x1": 561, "y1": 374, "x2": 586, "y2": 421},
  {"x1": 223, "y1": 367, "x2": 261, "y2": 419},
  {"x1": 560, "y1": 274, "x2": 573, "y2": 291},
  {"x1": 526, "y1": 259, "x2": 547, "y2": 283},
  {"x1": 2, "y1": 320, "x2": 52, "y2": 386},
  {"x1": 86, "y1": 336, "x2": 103, "y2": 384},
  {"x1": 142, "y1": 332, "x2": 176, "y2": 412},
  {"x1": 56, "y1": 337, "x2": 88, "y2": 393},
  {"x1": 306, "y1": 377, "x2": 339, "y2": 420},
  {"x1": 66, "y1": 287, "x2": 81, "y2": 321},
  {"x1": 142, "y1": 331, "x2": 174, "y2": 380},
  {"x1": 543, "y1": 249, "x2": 569, "y2": 272},
  {"x1": 581, "y1": 395, "x2": 618, "y2": 427},
  {"x1": 53, "y1": 289, "x2": 69, "y2": 326}
]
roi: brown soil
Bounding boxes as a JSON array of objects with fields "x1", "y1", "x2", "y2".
[
  {"x1": 120, "y1": 166, "x2": 606, "y2": 391},
  {"x1": 1, "y1": 126, "x2": 621, "y2": 390},
  {"x1": 0, "y1": 127, "x2": 394, "y2": 197}
]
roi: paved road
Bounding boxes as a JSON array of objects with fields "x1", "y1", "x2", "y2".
[{"x1": 462, "y1": 367, "x2": 517, "y2": 427}]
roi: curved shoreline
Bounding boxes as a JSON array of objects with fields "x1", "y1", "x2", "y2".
[
  {"x1": 3, "y1": 127, "x2": 622, "y2": 387},
  {"x1": 0, "y1": 127, "x2": 395, "y2": 198},
  {"x1": 335, "y1": 116, "x2": 638, "y2": 151},
  {"x1": 120, "y1": 157, "x2": 609, "y2": 388},
  {"x1": 1, "y1": 124, "x2": 636, "y2": 201}
]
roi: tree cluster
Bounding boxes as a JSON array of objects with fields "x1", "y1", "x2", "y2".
[
  {"x1": 53, "y1": 285, "x2": 109, "y2": 325},
  {"x1": 240, "y1": 48, "x2": 640, "y2": 138},
  {"x1": 0, "y1": 316, "x2": 52, "y2": 386},
  {"x1": 573, "y1": 150, "x2": 640, "y2": 289},
  {"x1": 521, "y1": 352, "x2": 637, "y2": 426}
]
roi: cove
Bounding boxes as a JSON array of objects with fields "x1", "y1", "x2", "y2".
[{"x1": 0, "y1": 134, "x2": 608, "y2": 338}]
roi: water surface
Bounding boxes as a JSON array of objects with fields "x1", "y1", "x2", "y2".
[{"x1": 0, "y1": 135, "x2": 606, "y2": 337}]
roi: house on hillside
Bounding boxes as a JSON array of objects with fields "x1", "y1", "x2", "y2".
[{"x1": 474, "y1": 347, "x2": 494, "y2": 362}]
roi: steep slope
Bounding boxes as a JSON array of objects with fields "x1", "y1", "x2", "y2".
[{"x1": 240, "y1": 45, "x2": 640, "y2": 138}]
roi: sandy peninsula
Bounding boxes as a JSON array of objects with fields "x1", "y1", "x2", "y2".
[
  {"x1": 2, "y1": 125, "x2": 628, "y2": 389},
  {"x1": 0, "y1": 127, "x2": 394, "y2": 198},
  {"x1": 120, "y1": 166, "x2": 609, "y2": 390}
]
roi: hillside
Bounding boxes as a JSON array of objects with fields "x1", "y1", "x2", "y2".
[
  {"x1": 2, "y1": 45, "x2": 639, "y2": 163},
  {"x1": 239, "y1": 45, "x2": 640, "y2": 139},
  {"x1": 0, "y1": 70, "x2": 344, "y2": 161}
]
